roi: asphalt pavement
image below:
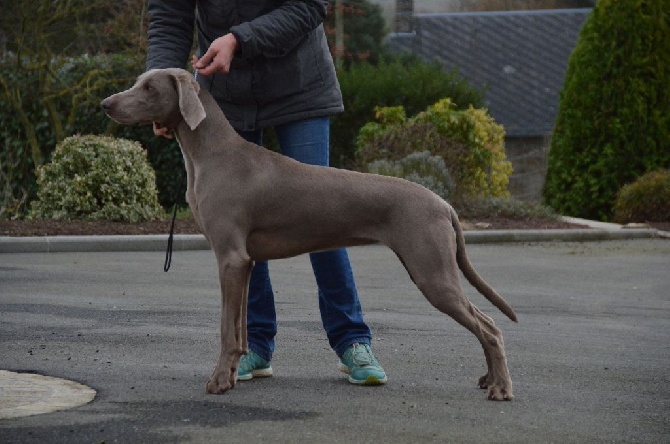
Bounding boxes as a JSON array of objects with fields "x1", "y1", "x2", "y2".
[{"x1": 1, "y1": 237, "x2": 669, "y2": 443}]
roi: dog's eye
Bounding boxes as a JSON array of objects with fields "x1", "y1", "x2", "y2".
[{"x1": 144, "y1": 83, "x2": 155, "y2": 92}]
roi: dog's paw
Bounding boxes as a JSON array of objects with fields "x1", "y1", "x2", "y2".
[
  {"x1": 205, "y1": 374, "x2": 234, "y2": 395},
  {"x1": 487, "y1": 384, "x2": 514, "y2": 401}
]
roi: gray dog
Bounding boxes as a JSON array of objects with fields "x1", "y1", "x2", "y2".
[{"x1": 102, "y1": 68, "x2": 517, "y2": 401}]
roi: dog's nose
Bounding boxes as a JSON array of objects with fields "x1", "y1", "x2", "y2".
[{"x1": 100, "y1": 98, "x2": 112, "y2": 111}]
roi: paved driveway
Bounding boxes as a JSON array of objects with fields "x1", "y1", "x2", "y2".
[{"x1": 1, "y1": 239, "x2": 668, "y2": 443}]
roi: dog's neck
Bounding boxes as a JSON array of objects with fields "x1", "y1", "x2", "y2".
[{"x1": 174, "y1": 90, "x2": 242, "y2": 159}]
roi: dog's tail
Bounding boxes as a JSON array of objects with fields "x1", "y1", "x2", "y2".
[{"x1": 449, "y1": 206, "x2": 518, "y2": 323}]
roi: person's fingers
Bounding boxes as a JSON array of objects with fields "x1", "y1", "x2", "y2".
[
  {"x1": 196, "y1": 57, "x2": 223, "y2": 77},
  {"x1": 153, "y1": 122, "x2": 174, "y2": 140},
  {"x1": 193, "y1": 34, "x2": 237, "y2": 76},
  {"x1": 194, "y1": 46, "x2": 215, "y2": 71}
]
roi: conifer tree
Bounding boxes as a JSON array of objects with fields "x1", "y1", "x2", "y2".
[{"x1": 543, "y1": 0, "x2": 670, "y2": 220}]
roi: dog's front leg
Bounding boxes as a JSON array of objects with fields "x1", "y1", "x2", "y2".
[{"x1": 206, "y1": 253, "x2": 253, "y2": 394}]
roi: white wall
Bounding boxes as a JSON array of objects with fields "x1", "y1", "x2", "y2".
[{"x1": 371, "y1": 0, "x2": 458, "y2": 30}]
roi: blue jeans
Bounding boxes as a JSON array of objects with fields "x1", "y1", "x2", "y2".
[{"x1": 237, "y1": 117, "x2": 372, "y2": 361}]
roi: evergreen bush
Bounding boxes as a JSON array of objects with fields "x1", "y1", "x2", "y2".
[
  {"x1": 613, "y1": 170, "x2": 670, "y2": 223},
  {"x1": 357, "y1": 99, "x2": 512, "y2": 199},
  {"x1": 29, "y1": 135, "x2": 162, "y2": 222},
  {"x1": 543, "y1": 0, "x2": 670, "y2": 220}
]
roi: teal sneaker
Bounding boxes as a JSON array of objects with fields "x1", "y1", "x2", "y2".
[
  {"x1": 338, "y1": 343, "x2": 387, "y2": 385},
  {"x1": 237, "y1": 350, "x2": 273, "y2": 381}
]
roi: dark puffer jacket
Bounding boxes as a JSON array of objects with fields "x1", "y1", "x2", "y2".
[{"x1": 146, "y1": 0, "x2": 343, "y2": 131}]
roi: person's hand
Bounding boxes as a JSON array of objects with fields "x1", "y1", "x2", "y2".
[
  {"x1": 193, "y1": 33, "x2": 239, "y2": 76},
  {"x1": 153, "y1": 121, "x2": 174, "y2": 140}
]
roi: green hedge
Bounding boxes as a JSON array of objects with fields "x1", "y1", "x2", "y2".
[
  {"x1": 333, "y1": 57, "x2": 484, "y2": 168},
  {"x1": 543, "y1": 0, "x2": 670, "y2": 220}
]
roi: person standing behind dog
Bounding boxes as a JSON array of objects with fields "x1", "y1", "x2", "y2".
[{"x1": 146, "y1": 0, "x2": 387, "y2": 385}]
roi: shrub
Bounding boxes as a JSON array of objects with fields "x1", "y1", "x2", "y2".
[
  {"x1": 543, "y1": 0, "x2": 670, "y2": 220},
  {"x1": 368, "y1": 151, "x2": 455, "y2": 199},
  {"x1": 613, "y1": 170, "x2": 670, "y2": 223},
  {"x1": 29, "y1": 135, "x2": 163, "y2": 222},
  {"x1": 357, "y1": 99, "x2": 512, "y2": 199},
  {"x1": 453, "y1": 195, "x2": 559, "y2": 221},
  {"x1": 333, "y1": 57, "x2": 484, "y2": 168}
]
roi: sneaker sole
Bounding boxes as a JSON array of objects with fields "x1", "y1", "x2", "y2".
[
  {"x1": 348, "y1": 374, "x2": 388, "y2": 385},
  {"x1": 338, "y1": 362, "x2": 387, "y2": 385},
  {"x1": 237, "y1": 367, "x2": 273, "y2": 381}
]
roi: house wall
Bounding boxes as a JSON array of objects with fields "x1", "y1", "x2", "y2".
[{"x1": 505, "y1": 136, "x2": 551, "y2": 202}]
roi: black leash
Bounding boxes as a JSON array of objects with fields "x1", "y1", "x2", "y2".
[
  {"x1": 163, "y1": 71, "x2": 215, "y2": 272},
  {"x1": 164, "y1": 170, "x2": 185, "y2": 272}
]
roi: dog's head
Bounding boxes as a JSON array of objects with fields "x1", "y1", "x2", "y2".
[{"x1": 101, "y1": 68, "x2": 206, "y2": 131}]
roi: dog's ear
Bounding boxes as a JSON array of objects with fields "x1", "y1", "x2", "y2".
[{"x1": 174, "y1": 72, "x2": 206, "y2": 130}]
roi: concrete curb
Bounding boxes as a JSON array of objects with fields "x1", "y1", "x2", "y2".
[
  {"x1": 0, "y1": 227, "x2": 662, "y2": 254},
  {"x1": 464, "y1": 228, "x2": 658, "y2": 243},
  {"x1": 0, "y1": 234, "x2": 209, "y2": 254}
]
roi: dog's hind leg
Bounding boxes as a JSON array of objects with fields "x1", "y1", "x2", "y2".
[
  {"x1": 423, "y1": 276, "x2": 513, "y2": 401},
  {"x1": 393, "y1": 233, "x2": 514, "y2": 401},
  {"x1": 424, "y1": 278, "x2": 513, "y2": 400},
  {"x1": 205, "y1": 251, "x2": 253, "y2": 395}
]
